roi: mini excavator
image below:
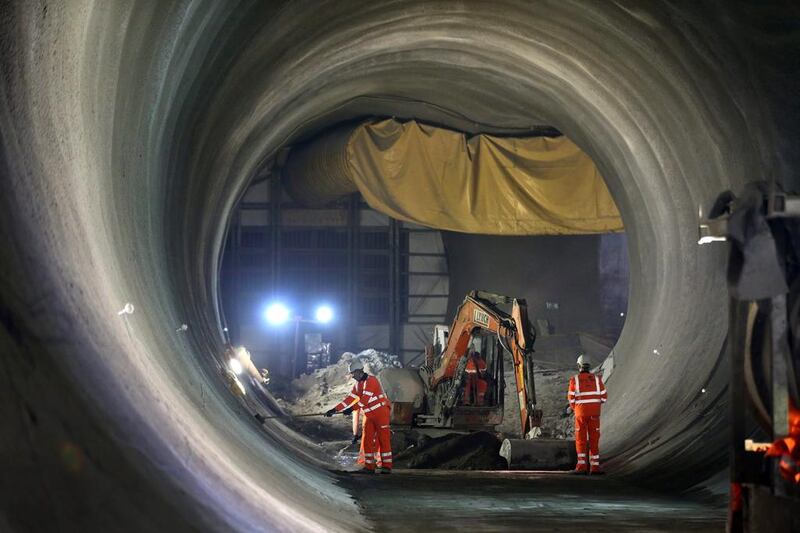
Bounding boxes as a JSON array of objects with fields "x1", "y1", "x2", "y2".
[{"x1": 379, "y1": 290, "x2": 575, "y2": 469}]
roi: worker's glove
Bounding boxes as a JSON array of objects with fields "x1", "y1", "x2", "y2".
[
  {"x1": 324, "y1": 408, "x2": 337, "y2": 417},
  {"x1": 342, "y1": 407, "x2": 354, "y2": 415},
  {"x1": 351, "y1": 434, "x2": 361, "y2": 445}
]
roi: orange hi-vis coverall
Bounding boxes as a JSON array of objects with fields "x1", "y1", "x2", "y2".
[
  {"x1": 464, "y1": 354, "x2": 488, "y2": 405},
  {"x1": 568, "y1": 371, "x2": 607, "y2": 472},
  {"x1": 335, "y1": 375, "x2": 392, "y2": 471},
  {"x1": 354, "y1": 411, "x2": 390, "y2": 469},
  {"x1": 765, "y1": 401, "x2": 800, "y2": 484}
]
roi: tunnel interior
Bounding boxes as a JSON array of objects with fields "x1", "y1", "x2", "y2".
[
  {"x1": 2, "y1": 1, "x2": 799, "y2": 531},
  {"x1": 219, "y1": 119, "x2": 631, "y2": 379},
  {"x1": 219, "y1": 138, "x2": 631, "y2": 455}
]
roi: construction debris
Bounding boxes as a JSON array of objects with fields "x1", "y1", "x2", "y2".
[
  {"x1": 393, "y1": 432, "x2": 507, "y2": 470},
  {"x1": 341, "y1": 349, "x2": 404, "y2": 374},
  {"x1": 271, "y1": 349, "x2": 403, "y2": 440}
]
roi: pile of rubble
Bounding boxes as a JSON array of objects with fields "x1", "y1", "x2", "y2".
[{"x1": 272, "y1": 349, "x2": 403, "y2": 439}]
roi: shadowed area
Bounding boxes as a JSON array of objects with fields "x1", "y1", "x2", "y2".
[
  {"x1": 1, "y1": 1, "x2": 798, "y2": 531},
  {"x1": 339, "y1": 471, "x2": 725, "y2": 532}
]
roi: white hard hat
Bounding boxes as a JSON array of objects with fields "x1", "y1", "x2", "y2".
[
  {"x1": 576, "y1": 354, "x2": 590, "y2": 367},
  {"x1": 348, "y1": 359, "x2": 365, "y2": 373}
]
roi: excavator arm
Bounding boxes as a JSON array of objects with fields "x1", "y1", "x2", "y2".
[{"x1": 430, "y1": 291, "x2": 541, "y2": 436}]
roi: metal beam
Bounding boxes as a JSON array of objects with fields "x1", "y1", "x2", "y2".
[
  {"x1": 389, "y1": 219, "x2": 401, "y2": 354},
  {"x1": 771, "y1": 295, "x2": 789, "y2": 439},
  {"x1": 269, "y1": 177, "x2": 282, "y2": 293},
  {"x1": 346, "y1": 193, "x2": 360, "y2": 352}
]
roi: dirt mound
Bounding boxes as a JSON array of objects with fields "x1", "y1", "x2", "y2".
[
  {"x1": 280, "y1": 348, "x2": 402, "y2": 413},
  {"x1": 394, "y1": 432, "x2": 507, "y2": 470},
  {"x1": 340, "y1": 349, "x2": 403, "y2": 375},
  {"x1": 271, "y1": 348, "x2": 403, "y2": 441}
]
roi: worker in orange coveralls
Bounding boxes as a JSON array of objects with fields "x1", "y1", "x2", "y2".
[
  {"x1": 765, "y1": 401, "x2": 800, "y2": 484},
  {"x1": 567, "y1": 354, "x2": 607, "y2": 475},
  {"x1": 464, "y1": 350, "x2": 488, "y2": 405},
  {"x1": 353, "y1": 411, "x2": 388, "y2": 470},
  {"x1": 352, "y1": 410, "x2": 389, "y2": 470},
  {"x1": 349, "y1": 399, "x2": 390, "y2": 470},
  {"x1": 326, "y1": 360, "x2": 392, "y2": 474}
]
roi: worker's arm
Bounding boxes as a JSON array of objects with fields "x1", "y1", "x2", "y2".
[
  {"x1": 599, "y1": 377, "x2": 607, "y2": 403},
  {"x1": 567, "y1": 376, "x2": 576, "y2": 410},
  {"x1": 337, "y1": 384, "x2": 361, "y2": 411},
  {"x1": 325, "y1": 385, "x2": 360, "y2": 416}
]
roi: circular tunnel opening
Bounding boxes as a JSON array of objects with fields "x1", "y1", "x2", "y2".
[
  {"x1": 184, "y1": 2, "x2": 739, "y2": 492},
  {"x1": 5, "y1": 1, "x2": 789, "y2": 531}
]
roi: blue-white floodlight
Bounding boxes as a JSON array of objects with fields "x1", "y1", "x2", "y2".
[
  {"x1": 314, "y1": 305, "x2": 334, "y2": 324},
  {"x1": 264, "y1": 302, "x2": 290, "y2": 326}
]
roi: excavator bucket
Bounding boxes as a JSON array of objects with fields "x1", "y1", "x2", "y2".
[{"x1": 499, "y1": 438, "x2": 576, "y2": 470}]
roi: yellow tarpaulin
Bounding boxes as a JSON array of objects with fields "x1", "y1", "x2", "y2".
[{"x1": 345, "y1": 120, "x2": 622, "y2": 235}]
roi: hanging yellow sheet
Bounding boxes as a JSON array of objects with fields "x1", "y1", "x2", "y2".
[{"x1": 345, "y1": 119, "x2": 622, "y2": 235}]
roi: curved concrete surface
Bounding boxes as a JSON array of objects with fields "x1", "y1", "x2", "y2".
[{"x1": 1, "y1": 1, "x2": 798, "y2": 531}]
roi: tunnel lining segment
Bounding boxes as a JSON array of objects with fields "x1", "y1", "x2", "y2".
[{"x1": 1, "y1": 1, "x2": 791, "y2": 530}]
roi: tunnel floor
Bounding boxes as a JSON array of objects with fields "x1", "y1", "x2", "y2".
[{"x1": 337, "y1": 470, "x2": 725, "y2": 532}]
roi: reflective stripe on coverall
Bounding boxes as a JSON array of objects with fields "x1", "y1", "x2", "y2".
[
  {"x1": 568, "y1": 371, "x2": 607, "y2": 472},
  {"x1": 355, "y1": 410, "x2": 392, "y2": 469},
  {"x1": 464, "y1": 354, "x2": 488, "y2": 405},
  {"x1": 336, "y1": 375, "x2": 392, "y2": 470}
]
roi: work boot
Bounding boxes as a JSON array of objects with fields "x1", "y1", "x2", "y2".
[
  {"x1": 569, "y1": 469, "x2": 588, "y2": 475},
  {"x1": 590, "y1": 469, "x2": 605, "y2": 476},
  {"x1": 352, "y1": 467, "x2": 375, "y2": 475},
  {"x1": 378, "y1": 468, "x2": 392, "y2": 475}
]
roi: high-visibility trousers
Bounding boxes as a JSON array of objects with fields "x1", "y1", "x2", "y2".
[
  {"x1": 574, "y1": 415, "x2": 601, "y2": 472},
  {"x1": 361, "y1": 406, "x2": 392, "y2": 471},
  {"x1": 464, "y1": 376, "x2": 488, "y2": 406},
  {"x1": 357, "y1": 436, "x2": 390, "y2": 468},
  {"x1": 355, "y1": 412, "x2": 389, "y2": 469}
]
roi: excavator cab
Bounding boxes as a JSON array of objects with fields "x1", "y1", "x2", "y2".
[
  {"x1": 412, "y1": 291, "x2": 540, "y2": 433},
  {"x1": 423, "y1": 327, "x2": 507, "y2": 430},
  {"x1": 459, "y1": 331, "x2": 504, "y2": 409}
]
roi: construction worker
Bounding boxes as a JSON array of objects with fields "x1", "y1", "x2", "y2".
[
  {"x1": 464, "y1": 350, "x2": 488, "y2": 405},
  {"x1": 567, "y1": 354, "x2": 607, "y2": 475},
  {"x1": 326, "y1": 360, "x2": 392, "y2": 474},
  {"x1": 347, "y1": 393, "x2": 389, "y2": 471},
  {"x1": 765, "y1": 400, "x2": 800, "y2": 484}
]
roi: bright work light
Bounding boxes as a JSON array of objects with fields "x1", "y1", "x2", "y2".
[
  {"x1": 264, "y1": 302, "x2": 290, "y2": 325},
  {"x1": 315, "y1": 305, "x2": 334, "y2": 323}
]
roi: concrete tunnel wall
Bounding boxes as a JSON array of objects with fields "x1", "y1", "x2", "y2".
[{"x1": 1, "y1": 1, "x2": 798, "y2": 531}]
